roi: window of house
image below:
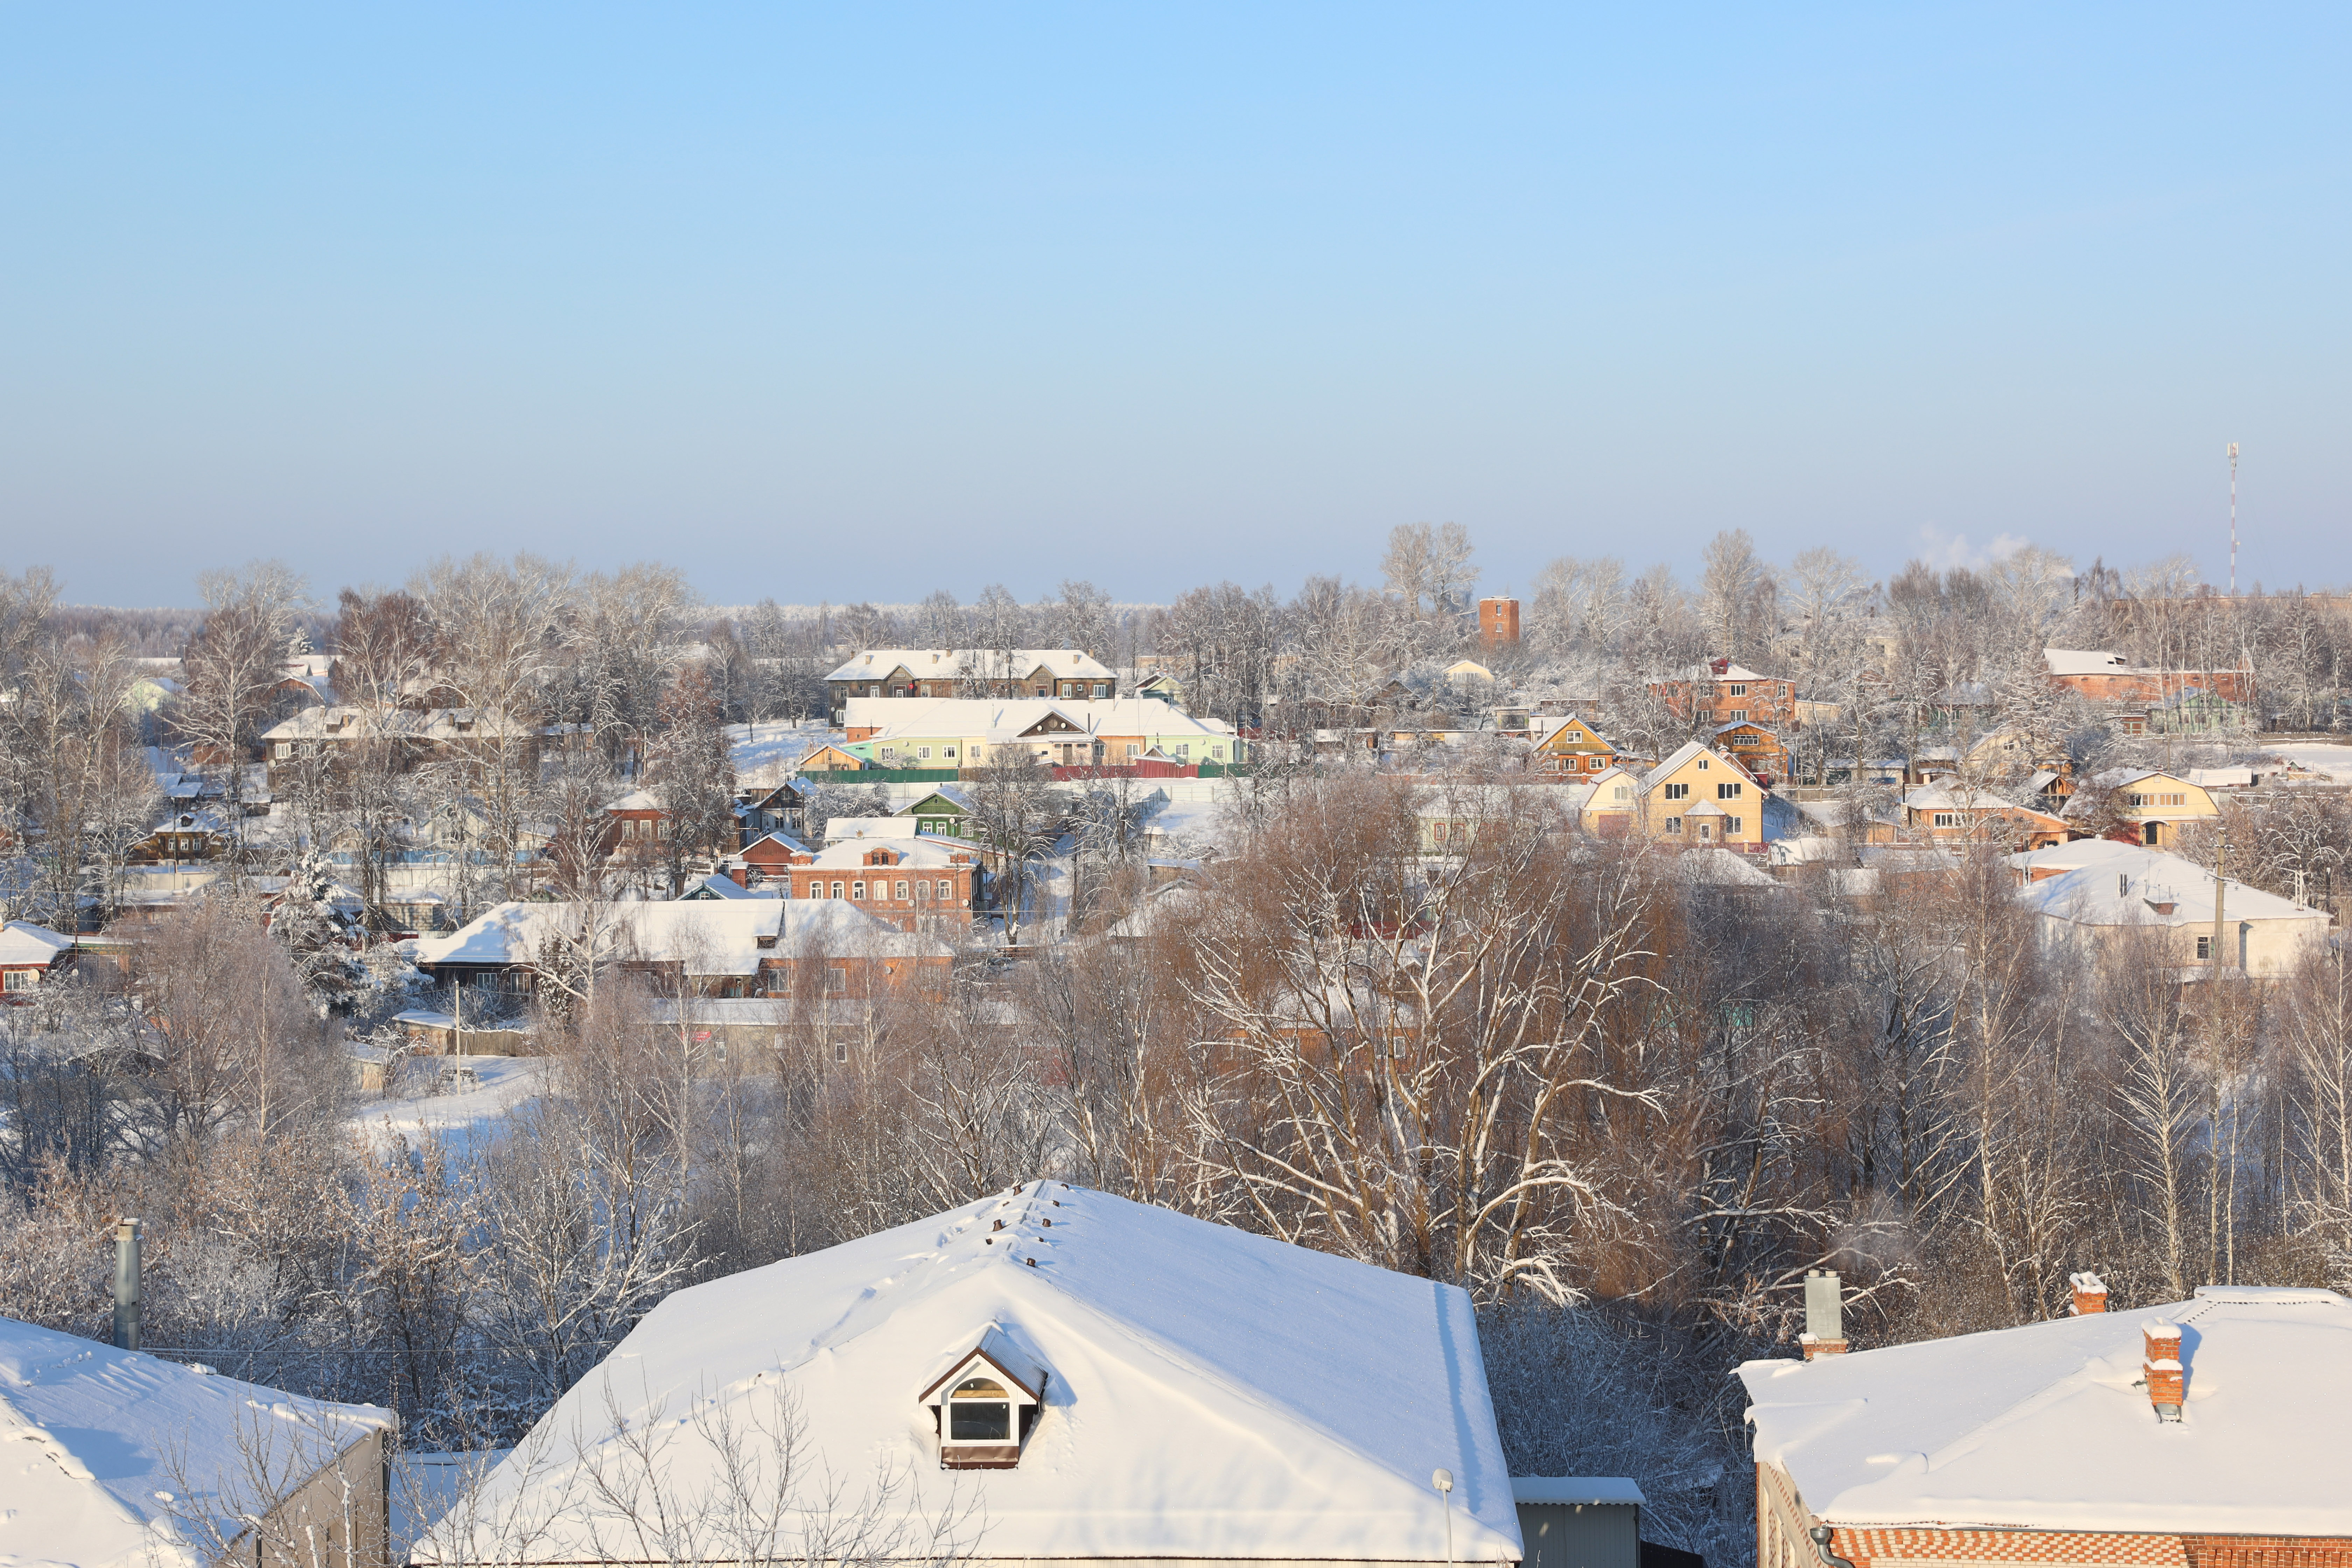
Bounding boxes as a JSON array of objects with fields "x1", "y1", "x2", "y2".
[
  {"x1": 830, "y1": 880, "x2": 845, "y2": 898},
  {"x1": 273, "y1": 742, "x2": 290, "y2": 758},
  {"x1": 1, "y1": 971, "x2": 32, "y2": 992},
  {"x1": 1174, "y1": 743, "x2": 1190, "y2": 758},
  {"x1": 1664, "y1": 783, "x2": 1688, "y2": 800},
  {"x1": 2196, "y1": 935, "x2": 2212, "y2": 960},
  {"x1": 1934, "y1": 812, "x2": 1955, "y2": 827},
  {"x1": 806, "y1": 880, "x2": 820, "y2": 898},
  {"x1": 852, "y1": 880, "x2": 867, "y2": 900},
  {"x1": 1210, "y1": 745, "x2": 1224, "y2": 758},
  {"x1": 834, "y1": 1036, "x2": 849, "y2": 1064},
  {"x1": 1698, "y1": 758, "x2": 1710, "y2": 770},
  {"x1": 944, "y1": 747, "x2": 957, "y2": 758},
  {"x1": 1728, "y1": 710, "x2": 1748, "y2": 722},
  {"x1": 1093, "y1": 682, "x2": 1110, "y2": 698},
  {"x1": 880, "y1": 747, "x2": 897, "y2": 760},
  {"x1": 938, "y1": 880, "x2": 954, "y2": 900},
  {"x1": 1665, "y1": 816, "x2": 1682, "y2": 834},
  {"x1": 827, "y1": 966, "x2": 847, "y2": 992},
  {"x1": 895, "y1": 879, "x2": 910, "y2": 899},
  {"x1": 1728, "y1": 816, "x2": 1743, "y2": 833},
  {"x1": 947, "y1": 1379, "x2": 1011, "y2": 1442},
  {"x1": 1718, "y1": 782, "x2": 1742, "y2": 799},
  {"x1": 1613, "y1": 785, "x2": 1630, "y2": 800},
  {"x1": 918, "y1": 747, "x2": 931, "y2": 760},
  {"x1": 1728, "y1": 684, "x2": 1747, "y2": 696},
  {"x1": 1126, "y1": 743, "x2": 1140, "y2": 757}
]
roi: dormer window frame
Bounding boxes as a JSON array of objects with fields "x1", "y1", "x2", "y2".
[{"x1": 918, "y1": 1346, "x2": 1044, "y2": 1470}]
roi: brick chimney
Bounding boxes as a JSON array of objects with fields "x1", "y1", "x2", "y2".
[
  {"x1": 2068, "y1": 1272, "x2": 2108, "y2": 1315},
  {"x1": 2143, "y1": 1321, "x2": 2184, "y2": 1421},
  {"x1": 1800, "y1": 1269, "x2": 1847, "y2": 1359}
]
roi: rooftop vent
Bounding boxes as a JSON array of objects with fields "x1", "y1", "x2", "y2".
[
  {"x1": 2143, "y1": 1321, "x2": 2184, "y2": 1421},
  {"x1": 1801, "y1": 1269, "x2": 1846, "y2": 1358},
  {"x1": 2068, "y1": 1272, "x2": 2108, "y2": 1315}
]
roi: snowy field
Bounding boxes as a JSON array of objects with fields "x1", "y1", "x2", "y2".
[
  {"x1": 348, "y1": 1054, "x2": 546, "y2": 1157},
  {"x1": 2258, "y1": 742, "x2": 2352, "y2": 782},
  {"x1": 726, "y1": 721, "x2": 840, "y2": 784}
]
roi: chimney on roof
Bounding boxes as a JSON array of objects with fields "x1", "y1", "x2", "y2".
[
  {"x1": 2068, "y1": 1272, "x2": 2107, "y2": 1315},
  {"x1": 1801, "y1": 1269, "x2": 1846, "y2": 1358},
  {"x1": 2143, "y1": 1321, "x2": 2184, "y2": 1420}
]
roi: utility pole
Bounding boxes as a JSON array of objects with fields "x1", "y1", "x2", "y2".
[
  {"x1": 2228, "y1": 442, "x2": 2240, "y2": 596},
  {"x1": 2213, "y1": 817, "x2": 2228, "y2": 976}
]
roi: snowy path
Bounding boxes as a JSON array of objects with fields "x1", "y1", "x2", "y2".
[{"x1": 347, "y1": 1055, "x2": 547, "y2": 1158}]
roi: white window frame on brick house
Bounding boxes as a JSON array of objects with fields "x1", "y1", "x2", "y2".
[{"x1": 895, "y1": 879, "x2": 910, "y2": 899}]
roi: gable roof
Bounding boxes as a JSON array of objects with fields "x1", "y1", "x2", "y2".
[
  {"x1": 2013, "y1": 844, "x2": 2320, "y2": 929},
  {"x1": 418, "y1": 1187, "x2": 1519, "y2": 1565},
  {"x1": 0, "y1": 922, "x2": 74, "y2": 967},
  {"x1": 414, "y1": 899, "x2": 915, "y2": 974},
  {"x1": 2044, "y1": 647, "x2": 2138, "y2": 676},
  {"x1": 0, "y1": 1315, "x2": 388, "y2": 1568},
  {"x1": 1741, "y1": 1286, "x2": 2352, "y2": 1534},
  {"x1": 825, "y1": 649, "x2": 1116, "y2": 684},
  {"x1": 1640, "y1": 740, "x2": 1749, "y2": 791}
]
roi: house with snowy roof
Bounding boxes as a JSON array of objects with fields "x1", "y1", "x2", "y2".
[
  {"x1": 414, "y1": 897, "x2": 952, "y2": 1000},
  {"x1": 825, "y1": 649, "x2": 1118, "y2": 718},
  {"x1": 1648, "y1": 660, "x2": 1797, "y2": 727},
  {"x1": 0, "y1": 1314, "x2": 392, "y2": 1568},
  {"x1": 1577, "y1": 741, "x2": 1795, "y2": 852},
  {"x1": 1899, "y1": 784, "x2": 2070, "y2": 851},
  {"x1": 2006, "y1": 841, "x2": 2330, "y2": 979},
  {"x1": 1742, "y1": 1284, "x2": 2352, "y2": 1568},
  {"x1": 2065, "y1": 768, "x2": 2220, "y2": 850},
  {"x1": 0, "y1": 921, "x2": 75, "y2": 999},
  {"x1": 415, "y1": 1185, "x2": 1523, "y2": 1568}
]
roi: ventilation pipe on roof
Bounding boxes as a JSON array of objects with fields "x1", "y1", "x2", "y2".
[
  {"x1": 1801, "y1": 1269, "x2": 1846, "y2": 1358},
  {"x1": 2068, "y1": 1272, "x2": 2108, "y2": 1315},
  {"x1": 2143, "y1": 1322, "x2": 2185, "y2": 1421}
]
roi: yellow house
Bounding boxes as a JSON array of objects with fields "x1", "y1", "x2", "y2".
[
  {"x1": 1580, "y1": 741, "x2": 1765, "y2": 849},
  {"x1": 2068, "y1": 768, "x2": 2220, "y2": 847},
  {"x1": 1530, "y1": 716, "x2": 1617, "y2": 777}
]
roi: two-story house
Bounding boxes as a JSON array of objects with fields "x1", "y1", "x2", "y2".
[
  {"x1": 2066, "y1": 768, "x2": 2220, "y2": 848},
  {"x1": 1528, "y1": 716, "x2": 1617, "y2": 777},
  {"x1": 1581, "y1": 742, "x2": 1774, "y2": 850},
  {"x1": 1648, "y1": 659, "x2": 1798, "y2": 727}
]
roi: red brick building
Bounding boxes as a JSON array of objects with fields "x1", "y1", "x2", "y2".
[
  {"x1": 1650, "y1": 659, "x2": 1798, "y2": 726},
  {"x1": 1744, "y1": 1283, "x2": 2352, "y2": 1568},
  {"x1": 2044, "y1": 649, "x2": 2257, "y2": 706},
  {"x1": 1478, "y1": 596, "x2": 1520, "y2": 649}
]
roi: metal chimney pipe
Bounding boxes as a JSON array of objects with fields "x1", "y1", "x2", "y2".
[
  {"x1": 1802, "y1": 1269, "x2": 1847, "y2": 1358},
  {"x1": 112, "y1": 1218, "x2": 141, "y2": 1351}
]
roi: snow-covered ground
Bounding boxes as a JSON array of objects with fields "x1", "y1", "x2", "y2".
[
  {"x1": 348, "y1": 1054, "x2": 547, "y2": 1157},
  {"x1": 727, "y1": 721, "x2": 839, "y2": 785},
  {"x1": 2257, "y1": 742, "x2": 2352, "y2": 782}
]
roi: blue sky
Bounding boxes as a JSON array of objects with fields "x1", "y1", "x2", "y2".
[{"x1": 3, "y1": 5, "x2": 2346, "y2": 608}]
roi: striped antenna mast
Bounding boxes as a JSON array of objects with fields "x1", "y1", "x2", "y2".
[{"x1": 2228, "y1": 442, "x2": 2240, "y2": 595}]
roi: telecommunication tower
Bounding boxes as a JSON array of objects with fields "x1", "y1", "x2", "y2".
[{"x1": 2228, "y1": 442, "x2": 2240, "y2": 595}]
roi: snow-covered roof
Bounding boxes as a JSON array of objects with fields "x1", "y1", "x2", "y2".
[
  {"x1": 2014, "y1": 845, "x2": 2320, "y2": 929},
  {"x1": 681, "y1": 873, "x2": 765, "y2": 900},
  {"x1": 826, "y1": 649, "x2": 1116, "y2": 684},
  {"x1": 414, "y1": 900, "x2": 920, "y2": 973},
  {"x1": 1741, "y1": 1286, "x2": 2352, "y2": 1534},
  {"x1": 823, "y1": 816, "x2": 924, "y2": 843},
  {"x1": 742, "y1": 828, "x2": 817, "y2": 857},
  {"x1": 420, "y1": 1186, "x2": 1519, "y2": 1565},
  {"x1": 802, "y1": 837, "x2": 973, "y2": 870},
  {"x1": 1902, "y1": 783, "x2": 2031, "y2": 814},
  {"x1": 1675, "y1": 848, "x2": 1779, "y2": 887},
  {"x1": 0, "y1": 921, "x2": 74, "y2": 967},
  {"x1": 898, "y1": 785, "x2": 977, "y2": 813},
  {"x1": 2043, "y1": 647, "x2": 2138, "y2": 676},
  {"x1": 603, "y1": 788, "x2": 663, "y2": 814},
  {"x1": 844, "y1": 696, "x2": 1238, "y2": 742},
  {"x1": 0, "y1": 1316, "x2": 390, "y2": 1568},
  {"x1": 1674, "y1": 660, "x2": 1773, "y2": 682}
]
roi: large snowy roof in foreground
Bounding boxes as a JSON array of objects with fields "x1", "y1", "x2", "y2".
[
  {"x1": 0, "y1": 1317, "x2": 388, "y2": 1568},
  {"x1": 425, "y1": 1187, "x2": 1519, "y2": 1564},
  {"x1": 1740, "y1": 1286, "x2": 2352, "y2": 1534}
]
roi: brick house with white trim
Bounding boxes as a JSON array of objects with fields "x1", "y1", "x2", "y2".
[{"x1": 1742, "y1": 1284, "x2": 2352, "y2": 1568}]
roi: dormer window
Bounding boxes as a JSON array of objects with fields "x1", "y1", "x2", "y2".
[{"x1": 919, "y1": 1340, "x2": 1045, "y2": 1469}]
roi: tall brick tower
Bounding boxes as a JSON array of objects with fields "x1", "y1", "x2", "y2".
[{"x1": 1478, "y1": 596, "x2": 1520, "y2": 649}]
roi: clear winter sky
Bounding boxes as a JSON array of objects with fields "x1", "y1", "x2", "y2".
[{"x1": 4, "y1": 5, "x2": 2346, "y2": 609}]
